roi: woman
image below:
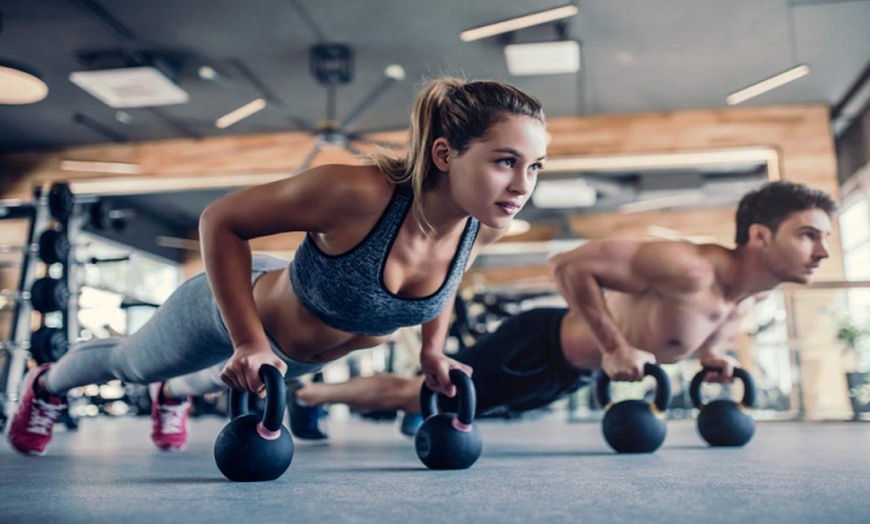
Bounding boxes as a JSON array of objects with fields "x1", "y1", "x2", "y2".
[{"x1": 8, "y1": 76, "x2": 548, "y2": 456}]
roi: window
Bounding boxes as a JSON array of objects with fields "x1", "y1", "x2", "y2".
[{"x1": 839, "y1": 197, "x2": 870, "y2": 324}]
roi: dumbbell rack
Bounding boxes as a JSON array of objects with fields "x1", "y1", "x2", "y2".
[{"x1": 0, "y1": 182, "x2": 77, "y2": 428}]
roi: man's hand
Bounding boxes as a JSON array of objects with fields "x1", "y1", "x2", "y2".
[
  {"x1": 699, "y1": 352, "x2": 740, "y2": 383},
  {"x1": 420, "y1": 353, "x2": 473, "y2": 397},
  {"x1": 601, "y1": 345, "x2": 657, "y2": 381}
]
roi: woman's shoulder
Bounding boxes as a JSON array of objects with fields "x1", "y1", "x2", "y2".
[{"x1": 303, "y1": 163, "x2": 395, "y2": 214}]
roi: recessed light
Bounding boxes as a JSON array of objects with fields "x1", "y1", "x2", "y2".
[{"x1": 0, "y1": 59, "x2": 48, "y2": 104}]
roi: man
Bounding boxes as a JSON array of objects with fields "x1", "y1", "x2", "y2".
[{"x1": 290, "y1": 180, "x2": 836, "y2": 437}]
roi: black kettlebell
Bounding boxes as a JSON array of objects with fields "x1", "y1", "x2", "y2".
[
  {"x1": 690, "y1": 366, "x2": 756, "y2": 447},
  {"x1": 596, "y1": 362, "x2": 671, "y2": 453},
  {"x1": 415, "y1": 369, "x2": 482, "y2": 470},
  {"x1": 214, "y1": 365, "x2": 294, "y2": 482}
]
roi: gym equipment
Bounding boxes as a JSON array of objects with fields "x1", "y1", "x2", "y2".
[
  {"x1": 213, "y1": 365, "x2": 294, "y2": 482},
  {"x1": 596, "y1": 363, "x2": 671, "y2": 453},
  {"x1": 29, "y1": 277, "x2": 70, "y2": 313},
  {"x1": 47, "y1": 182, "x2": 74, "y2": 222},
  {"x1": 37, "y1": 228, "x2": 70, "y2": 264},
  {"x1": 0, "y1": 228, "x2": 70, "y2": 265},
  {"x1": 415, "y1": 369, "x2": 482, "y2": 470},
  {"x1": 2, "y1": 182, "x2": 81, "y2": 427},
  {"x1": 690, "y1": 366, "x2": 756, "y2": 447},
  {"x1": 0, "y1": 277, "x2": 69, "y2": 313},
  {"x1": 29, "y1": 326, "x2": 69, "y2": 364},
  {"x1": 88, "y1": 201, "x2": 135, "y2": 232}
]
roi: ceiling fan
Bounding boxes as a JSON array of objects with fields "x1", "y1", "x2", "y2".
[{"x1": 202, "y1": 43, "x2": 407, "y2": 174}]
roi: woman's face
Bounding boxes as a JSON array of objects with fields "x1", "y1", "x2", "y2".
[{"x1": 443, "y1": 114, "x2": 548, "y2": 230}]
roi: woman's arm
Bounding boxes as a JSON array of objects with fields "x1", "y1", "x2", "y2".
[
  {"x1": 417, "y1": 223, "x2": 505, "y2": 396},
  {"x1": 199, "y1": 165, "x2": 390, "y2": 392},
  {"x1": 419, "y1": 294, "x2": 472, "y2": 397}
]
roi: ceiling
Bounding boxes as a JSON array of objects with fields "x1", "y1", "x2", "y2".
[
  {"x1": 1, "y1": 0, "x2": 869, "y2": 256},
  {"x1": 1, "y1": 0, "x2": 868, "y2": 153}
]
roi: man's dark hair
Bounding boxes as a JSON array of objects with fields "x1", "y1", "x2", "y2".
[{"x1": 735, "y1": 181, "x2": 837, "y2": 245}]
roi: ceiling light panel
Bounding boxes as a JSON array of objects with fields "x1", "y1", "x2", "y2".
[
  {"x1": 69, "y1": 66, "x2": 189, "y2": 108},
  {"x1": 504, "y1": 40, "x2": 580, "y2": 76}
]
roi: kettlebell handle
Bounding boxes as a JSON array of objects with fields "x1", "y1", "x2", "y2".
[
  {"x1": 228, "y1": 364, "x2": 287, "y2": 433},
  {"x1": 420, "y1": 369, "x2": 476, "y2": 425},
  {"x1": 596, "y1": 362, "x2": 671, "y2": 412},
  {"x1": 689, "y1": 366, "x2": 756, "y2": 409}
]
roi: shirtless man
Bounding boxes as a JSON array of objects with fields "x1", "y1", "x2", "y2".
[{"x1": 290, "y1": 180, "x2": 836, "y2": 431}]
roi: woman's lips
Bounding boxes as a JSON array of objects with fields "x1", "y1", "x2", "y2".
[{"x1": 496, "y1": 201, "x2": 521, "y2": 215}]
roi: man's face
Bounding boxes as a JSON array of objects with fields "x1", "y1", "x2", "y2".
[{"x1": 762, "y1": 208, "x2": 832, "y2": 284}]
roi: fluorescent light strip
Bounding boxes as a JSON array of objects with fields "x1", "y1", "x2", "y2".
[
  {"x1": 60, "y1": 160, "x2": 141, "y2": 174},
  {"x1": 68, "y1": 172, "x2": 288, "y2": 196},
  {"x1": 544, "y1": 148, "x2": 778, "y2": 173},
  {"x1": 154, "y1": 236, "x2": 200, "y2": 251},
  {"x1": 460, "y1": 5, "x2": 579, "y2": 42},
  {"x1": 482, "y1": 239, "x2": 585, "y2": 256},
  {"x1": 726, "y1": 64, "x2": 811, "y2": 105},
  {"x1": 215, "y1": 98, "x2": 267, "y2": 129}
]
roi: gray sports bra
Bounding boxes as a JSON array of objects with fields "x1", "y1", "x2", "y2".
[{"x1": 289, "y1": 188, "x2": 480, "y2": 336}]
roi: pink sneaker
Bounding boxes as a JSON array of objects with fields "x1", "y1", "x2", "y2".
[
  {"x1": 149, "y1": 382, "x2": 191, "y2": 451},
  {"x1": 7, "y1": 364, "x2": 67, "y2": 456}
]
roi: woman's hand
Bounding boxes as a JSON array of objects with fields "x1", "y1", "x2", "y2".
[
  {"x1": 220, "y1": 342, "x2": 288, "y2": 397},
  {"x1": 420, "y1": 353, "x2": 473, "y2": 397}
]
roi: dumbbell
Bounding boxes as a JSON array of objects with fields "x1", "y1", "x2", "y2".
[
  {"x1": 0, "y1": 277, "x2": 70, "y2": 313},
  {"x1": 596, "y1": 363, "x2": 672, "y2": 453},
  {"x1": 690, "y1": 366, "x2": 756, "y2": 447},
  {"x1": 38, "y1": 229, "x2": 70, "y2": 264},
  {"x1": 0, "y1": 326, "x2": 70, "y2": 364},
  {"x1": 0, "y1": 228, "x2": 71, "y2": 265},
  {"x1": 47, "y1": 182, "x2": 75, "y2": 222},
  {"x1": 30, "y1": 326, "x2": 70, "y2": 364}
]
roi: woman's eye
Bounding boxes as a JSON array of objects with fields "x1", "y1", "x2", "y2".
[{"x1": 498, "y1": 158, "x2": 516, "y2": 167}]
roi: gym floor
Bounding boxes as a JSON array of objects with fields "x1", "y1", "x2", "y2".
[{"x1": 2, "y1": 414, "x2": 869, "y2": 523}]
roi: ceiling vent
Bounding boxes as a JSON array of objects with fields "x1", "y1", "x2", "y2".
[
  {"x1": 70, "y1": 66, "x2": 188, "y2": 108},
  {"x1": 69, "y1": 51, "x2": 188, "y2": 108}
]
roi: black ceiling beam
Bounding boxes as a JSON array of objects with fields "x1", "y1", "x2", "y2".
[
  {"x1": 72, "y1": 113, "x2": 128, "y2": 143},
  {"x1": 832, "y1": 59, "x2": 870, "y2": 120},
  {"x1": 144, "y1": 108, "x2": 203, "y2": 140},
  {"x1": 227, "y1": 59, "x2": 313, "y2": 131},
  {"x1": 287, "y1": 0, "x2": 328, "y2": 43},
  {"x1": 70, "y1": 0, "x2": 137, "y2": 42}
]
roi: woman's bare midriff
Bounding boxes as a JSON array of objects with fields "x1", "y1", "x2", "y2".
[{"x1": 252, "y1": 268, "x2": 391, "y2": 364}]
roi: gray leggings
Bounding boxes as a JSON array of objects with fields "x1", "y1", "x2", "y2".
[{"x1": 44, "y1": 255, "x2": 323, "y2": 397}]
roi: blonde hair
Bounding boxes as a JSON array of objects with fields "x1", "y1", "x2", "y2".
[{"x1": 369, "y1": 77, "x2": 546, "y2": 233}]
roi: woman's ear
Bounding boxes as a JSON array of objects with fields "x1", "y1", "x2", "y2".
[{"x1": 431, "y1": 137, "x2": 451, "y2": 172}]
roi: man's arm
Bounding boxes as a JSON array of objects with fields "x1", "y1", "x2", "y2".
[
  {"x1": 693, "y1": 297, "x2": 756, "y2": 381},
  {"x1": 548, "y1": 239, "x2": 714, "y2": 381}
]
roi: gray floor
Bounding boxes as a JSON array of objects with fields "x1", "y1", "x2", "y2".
[{"x1": 2, "y1": 413, "x2": 870, "y2": 524}]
